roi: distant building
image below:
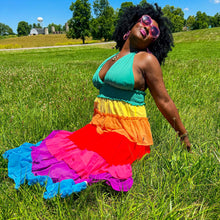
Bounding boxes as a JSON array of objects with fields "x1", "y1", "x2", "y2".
[
  {"x1": 65, "y1": 23, "x2": 69, "y2": 32},
  {"x1": 182, "y1": 26, "x2": 189, "y2": 31},
  {"x1": 30, "y1": 28, "x2": 48, "y2": 35},
  {"x1": 51, "y1": 26, "x2": 55, "y2": 33}
]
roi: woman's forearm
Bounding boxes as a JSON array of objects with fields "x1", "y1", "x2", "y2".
[
  {"x1": 155, "y1": 97, "x2": 191, "y2": 151},
  {"x1": 155, "y1": 98, "x2": 187, "y2": 136}
]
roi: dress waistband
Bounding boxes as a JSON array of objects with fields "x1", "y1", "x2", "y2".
[{"x1": 98, "y1": 84, "x2": 146, "y2": 106}]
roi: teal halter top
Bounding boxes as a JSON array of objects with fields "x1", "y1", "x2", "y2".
[{"x1": 92, "y1": 52, "x2": 146, "y2": 106}]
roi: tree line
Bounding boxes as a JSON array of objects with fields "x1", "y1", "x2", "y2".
[
  {"x1": 67, "y1": 0, "x2": 220, "y2": 43},
  {"x1": 0, "y1": 22, "x2": 67, "y2": 37},
  {"x1": 0, "y1": 0, "x2": 219, "y2": 42}
]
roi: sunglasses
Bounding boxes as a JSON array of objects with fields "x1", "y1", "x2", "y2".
[{"x1": 138, "y1": 15, "x2": 160, "y2": 39}]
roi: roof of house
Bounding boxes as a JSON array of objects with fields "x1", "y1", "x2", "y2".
[{"x1": 30, "y1": 28, "x2": 45, "y2": 35}]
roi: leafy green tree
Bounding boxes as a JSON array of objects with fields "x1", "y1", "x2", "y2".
[
  {"x1": 48, "y1": 23, "x2": 63, "y2": 33},
  {"x1": 208, "y1": 16, "x2": 216, "y2": 28},
  {"x1": 139, "y1": 0, "x2": 148, "y2": 6},
  {"x1": 186, "y1": 16, "x2": 195, "y2": 30},
  {"x1": 33, "y1": 23, "x2": 41, "y2": 28},
  {"x1": 100, "y1": 6, "x2": 115, "y2": 41},
  {"x1": 215, "y1": 13, "x2": 220, "y2": 27},
  {"x1": 62, "y1": 25, "x2": 66, "y2": 31},
  {"x1": 211, "y1": 13, "x2": 220, "y2": 27},
  {"x1": 118, "y1": 2, "x2": 134, "y2": 19},
  {"x1": 67, "y1": 0, "x2": 91, "y2": 44},
  {"x1": 17, "y1": 21, "x2": 31, "y2": 36},
  {"x1": 0, "y1": 23, "x2": 14, "y2": 35},
  {"x1": 113, "y1": 8, "x2": 119, "y2": 26},
  {"x1": 162, "y1": 5, "x2": 185, "y2": 32},
  {"x1": 93, "y1": 0, "x2": 109, "y2": 17},
  {"x1": 91, "y1": 0, "x2": 115, "y2": 41},
  {"x1": 193, "y1": 11, "x2": 209, "y2": 29},
  {"x1": 90, "y1": 18, "x2": 100, "y2": 39}
]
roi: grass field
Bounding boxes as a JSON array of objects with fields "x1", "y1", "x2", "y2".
[
  {"x1": 0, "y1": 34, "x2": 104, "y2": 49},
  {"x1": 0, "y1": 28, "x2": 219, "y2": 219}
]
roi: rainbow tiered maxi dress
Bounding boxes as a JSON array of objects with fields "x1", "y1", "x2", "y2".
[{"x1": 3, "y1": 52, "x2": 153, "y2": 199}]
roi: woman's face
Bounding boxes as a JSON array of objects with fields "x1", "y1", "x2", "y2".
[{"x1": 129, "y1": 17, "x2": 159, "y2": 50}]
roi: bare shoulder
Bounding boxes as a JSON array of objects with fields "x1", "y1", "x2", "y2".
[{"x1": 135, "y1": 51, "x2": 161, "y2": 75}]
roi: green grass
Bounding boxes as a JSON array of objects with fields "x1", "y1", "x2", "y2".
[{"x1": 0, "y1": 28, "x2": 219, "y2": 219}]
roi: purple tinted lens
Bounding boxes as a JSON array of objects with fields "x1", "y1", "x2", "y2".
[
  {"x1": 142, "y1": 15, "x2": 151, "y2": 25},
  {"x1": 151, "y1": 26, "x2": 159, "y2": 37}
]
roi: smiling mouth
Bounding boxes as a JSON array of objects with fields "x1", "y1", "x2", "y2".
[{"x1": 140, "y1": 28, "x2": 148, "y2": 38}]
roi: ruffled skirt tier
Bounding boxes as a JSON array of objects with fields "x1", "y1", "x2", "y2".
[{"x1": 3, "y1": 98, "x2": 152, "y2": 198}]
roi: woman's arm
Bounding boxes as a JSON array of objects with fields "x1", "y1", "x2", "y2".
[{"x1": 142, "y1": 53, "x2": 191, "y2": 151}]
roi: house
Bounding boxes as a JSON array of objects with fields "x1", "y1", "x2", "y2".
[{"x1": 30, "y1": 28, "x2": 48, "y2": 35}]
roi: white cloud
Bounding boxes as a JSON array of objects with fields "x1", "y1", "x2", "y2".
[
  {"x1": 214, "y1": 0, "x2": 220, "y2": 3},
  {"x1": 184, "y1": 8, "x2": 189, "y2": 11}
]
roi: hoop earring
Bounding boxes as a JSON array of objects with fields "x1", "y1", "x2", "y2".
[{"x1": 123, "y1": 31, "x2": 130, "y2": 40}]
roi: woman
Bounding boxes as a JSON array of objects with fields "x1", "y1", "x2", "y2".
[{"x1": 3, "y1": 3, "x2": 191, "y2": 199}]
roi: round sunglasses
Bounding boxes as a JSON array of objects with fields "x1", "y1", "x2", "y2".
[{"x1": 138, "y1": 15, "x2": 160, "y2": 39}]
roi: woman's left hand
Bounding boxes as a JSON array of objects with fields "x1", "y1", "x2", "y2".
[{"x1": 181, "y1": 136, "x2": 192, "y2": 153}]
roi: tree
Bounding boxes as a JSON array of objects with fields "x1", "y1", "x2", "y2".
[
  {"x1": 0, "y1": 23, "x2": 14, "y2": 36},
  {"x1": 93, "y1": 0, "x2": 109, "y2": 17},
  {"x1": 139, "y1": 0, "x2": 148, "y2": 6},
  {"x1": 186, "y1": 16, "x2": 195, "y2": 30},
  {"x1": 209, "y1": 13, "x2": 220, "y2": 27},
  {"x1": 90, "y1": 18, "x2": 100, "y2": 39},
  {"x1": 17, "y1": 21, "x2": 31, "y2": 36},
  {"x1": 208, "y1": 16, "x2": 215, "y2": 28},
  {"x1": 193, "y1": 11, "x2": 209, "y2": 29},
  {"x1": 91, "y1": 0, "x2": 115, "y2": 41},
  {"x1": 118, "y1": 2, "x2": 134, "y2": 19},
  {"x1": 67, "y1": 0, "x2": 91, "y2": 44},
  {"x1": 162, "y1": 5, "x2": 185, "y2": 32},
  {"x1": 48, "y1": 23, "x2": 63, "y2": 33},
  {"x1": 100, "y1": 6, "x2": 115, "y2": 41},
  {"x1": 33, "y1": 23, "x2": 41, "y2": 28},
  {"x1": 214, "y1": 13, "x2": 220, "y2": 27}
]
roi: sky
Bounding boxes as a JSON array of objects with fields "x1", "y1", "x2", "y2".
[{"x1": 0, "y1": 0, "x2": 219, "y2": 33}]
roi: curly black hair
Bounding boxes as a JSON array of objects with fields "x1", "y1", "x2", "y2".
[{"x1": 113, "y1": 3, "x2": 174, "y2": 65}]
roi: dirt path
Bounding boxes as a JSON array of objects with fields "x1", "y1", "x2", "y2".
[{"x1": 0, "y1": 41, "x2": 114, "y2": 51}]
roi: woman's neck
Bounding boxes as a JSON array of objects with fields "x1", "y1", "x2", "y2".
[{"x1": 121, "y1": 39, "x2": 140, "y2": 54}]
